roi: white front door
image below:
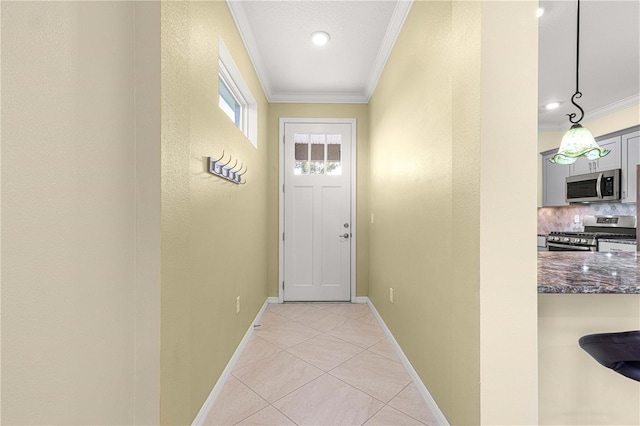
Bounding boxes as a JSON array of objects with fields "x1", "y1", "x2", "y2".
[{"x1": 282, "y1": 120, "x2": 354, "y2": 302}]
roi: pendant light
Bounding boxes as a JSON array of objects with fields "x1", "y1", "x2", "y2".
[{"x1": 549, "y1": 0, "x2": 609, "y2": 165}]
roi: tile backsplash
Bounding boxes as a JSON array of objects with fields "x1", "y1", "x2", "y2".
[{"x1": 538, "y1": 203, "x2": 637, "y2": 235}]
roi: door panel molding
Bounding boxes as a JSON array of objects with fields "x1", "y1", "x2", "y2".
[{"x1": 278, "y1": 118, "x2": 357, "y2": 303}]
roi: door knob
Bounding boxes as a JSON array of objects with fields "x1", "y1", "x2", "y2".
[{"x1": 339, "y1": 233, "x2": 350, "y2": 238}]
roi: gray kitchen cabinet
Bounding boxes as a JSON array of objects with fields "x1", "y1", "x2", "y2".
[
  {"x1": 540, "y1": 126, "x2": 638, "y2": 207},
  {"x1": 621, "y1": 129, "x2": 640, "y2": 203},
  {"x1": 569, "y1": 135, "x2": 622, "y2": 176},
  {"x1": 542, "y1": 150, "x2": 569, "y2": 206}
]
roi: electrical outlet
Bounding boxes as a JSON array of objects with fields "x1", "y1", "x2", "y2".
[
  {"x1": 574, "y1": 215, "x2": 580, "y2": 224},
  {"x1": 236, "y1": 296, "x2": 240, "y2": 314},
  {"x1": 389, "y1": 288, "x2": 394, "y2": 303},
  {"x1": 371, "y1": 213, "x2": 375, "y2": 224}
]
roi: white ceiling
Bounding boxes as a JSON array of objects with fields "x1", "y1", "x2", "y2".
[
  {"x1": 227, "y1": 0, "x2": 412, "y2": 103},
  {"x1": 538, "y1": 0, "x2": 639, "y2": 131},
  {"x1": 228, "y1": 0, "x2": 640, "y2": 129}
]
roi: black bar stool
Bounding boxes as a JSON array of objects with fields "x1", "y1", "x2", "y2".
[{"x1": 579, "y1": 330, "x2": 640, "y2": 382}]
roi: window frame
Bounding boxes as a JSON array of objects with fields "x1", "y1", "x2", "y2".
[
  {"x1": 218, "y1": 38, "x2": 258, "y2": 148},
  {"x1": 218, "y1": 63, "x2": 245, "y2": 129}
]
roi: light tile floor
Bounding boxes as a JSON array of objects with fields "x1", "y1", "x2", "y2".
[{"x1": 204, "y1": 303, "x2": 439, "y2": 426}]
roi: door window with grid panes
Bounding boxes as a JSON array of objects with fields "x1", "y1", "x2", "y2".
[{"x1": 294, "y1": 133, "x2": 342, "y2": 176}]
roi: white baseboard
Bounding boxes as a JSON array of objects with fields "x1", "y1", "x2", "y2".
[
  {"x1": 365, "y1": 297, "x2": 450, "y2": 426},
  {"x1": 267, "y1": 297, "x2": 279, "y2": 304},
  {"x1": 191, "y1": 298, "x2": 271, "y2": 425},
  {"x1": 352, "y1": 296, "x2": 368, "y2": 304}
]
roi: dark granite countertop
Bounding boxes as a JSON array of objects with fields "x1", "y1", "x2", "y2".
[{"x1": 538, "y1": 252, "x2": 640, "y2": 294}]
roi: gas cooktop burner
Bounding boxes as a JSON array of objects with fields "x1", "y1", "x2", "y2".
[
  {"x1": 546, "y1": 215, "x2": 636, "y2": 251},
  {"x1": 548, "y1": 231, "x2": 636, "y2": 239}
]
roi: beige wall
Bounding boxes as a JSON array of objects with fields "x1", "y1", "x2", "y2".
[
  {"x1": 479, "y1": 2, "x2": 539, "y2": 423},
  {"x1": 1, "y1": 2, "x2": 160, "y2": 424},
  {"x1": 160, "y1": 2, "x2": 269, "y2": 424},
  {"x1": 369, "y1": 1, "x2": 467, "y2": 421},
  {"x1": 266, "y1": 104, "x2": 370, "y2": 298},
  {"x1": 368, "y1": 1, "x2": 538, "y2": 424},
  {"x1": 538, "y1": 295, "x2": 640, "y2": 425},
  {"x1": 134, "y1": 3, "x2": 162, "y2": 424},
  {"x1": 538, "y1": 105, "x2": 640, "y2": 205}
]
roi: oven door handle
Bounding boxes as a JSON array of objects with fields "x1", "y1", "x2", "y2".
[
  {"x1": 547, "y1": 242, "x2": 593, "y2": 251},
  {"x1": 596, "y1": 172, "x2": 603, "y2": 199}
]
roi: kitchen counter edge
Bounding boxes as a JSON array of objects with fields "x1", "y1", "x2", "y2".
[{"x1": 538, "y1": 251, "x2": 640, "y2": 294}]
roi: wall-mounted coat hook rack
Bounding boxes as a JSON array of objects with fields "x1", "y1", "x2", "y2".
[{"x1": 208, "y1": 151, "x2": 247, "y2": 185}]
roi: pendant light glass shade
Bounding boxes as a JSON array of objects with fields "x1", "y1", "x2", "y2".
[
  {"x1": 549, "y1": 124, "x2": 610, "y2": 164},
  {"x1": 549, "y1": 0, "x2": 610, "y2": 166}
]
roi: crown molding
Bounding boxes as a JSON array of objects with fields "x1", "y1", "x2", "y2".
[
  {"x1": 585, "y1": 93, "x2": 639, "y2": 123},
  {"x1": 538, "y1": 94, "x2": 640, "y2": 133},
  {"x1": 364, "y1": 0, "x2": 414, "y2": 101},
  {"x1": 226, "y1": 0, "x2": 273, "y2": 100}
]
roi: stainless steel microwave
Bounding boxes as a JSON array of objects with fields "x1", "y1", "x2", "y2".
[{"x1": 566, "y1": 169, "x2": 621, "y2": 203}]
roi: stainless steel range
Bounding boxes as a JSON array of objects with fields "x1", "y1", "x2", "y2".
[{"x1": 547, "y1": 215, "x2": 637, "y2": 252}]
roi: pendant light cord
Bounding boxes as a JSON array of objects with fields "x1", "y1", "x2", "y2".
[
  {"x1": 568, "y1": 0, "x2": 585, "y2": 124},
  {"x1": 575, "y1": 0, "x2": 580, "y2": 93}
]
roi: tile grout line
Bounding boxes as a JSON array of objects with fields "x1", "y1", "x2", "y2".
[
  {"x1": 325, "y1": 371, "x2": 390, "y2": 406},
  {"x1": 318, "y1": 331, "x2": 384, "y2": 350},
  {"x1": 360, "y1": 403, "x2": 387, "y2": 426},
  {"x1": 386, "y1": 382, "x2": 431, "y2": 425},
  {"x1": 230, "y1": 339, "x2": 285, "y2": 375},
  {"x1": 255, "y1": 308, "x2": 392, "y2": 422},
  {"x1": 278, "y1": 305, "x2": 404, "y2": 400},
  {"x1": 227, "y1": 379, "x2": 272, "y2": 426},
  {"x1": 204, "y1": 302, "x2": 439, "y2": 425},
  {"x1": 265, "y1": 371, "x2": 333, "y2": 422},
  {"x1": 268, "y1": 403, "x2": 300, "y2": 426},
  {"x1": 316, "y1": 306, "x2": 427, "y2": 422},
  {"x1": 257, "y1": 358, "x2": 325, "y2": 404},
  {"x1": 284, "y1": 333, "x2": 366, "y2": 373}
]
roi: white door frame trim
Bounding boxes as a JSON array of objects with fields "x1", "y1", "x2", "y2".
[{"x1": 278, "y1": 117, "x2": 357, "y2": 303}]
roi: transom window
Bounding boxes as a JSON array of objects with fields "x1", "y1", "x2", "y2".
[
  {"x1": 218, "y1": 71, "x2": 243, "y2": 128},
  {"x1": 218, "y1": 38, "x2": 258, "y2": 148},
  {"x1": 294, "y1": 133, "x2": 342, "y2": 175}
]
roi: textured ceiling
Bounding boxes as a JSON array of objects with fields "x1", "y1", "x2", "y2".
[{"x1": 228, "y1": 0, "x2": 639, "y2": 128}]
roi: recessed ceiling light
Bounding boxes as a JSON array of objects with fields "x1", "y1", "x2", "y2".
[
  {"x1": 311, "y1": 31, "x2": 330, "y2": 47},
  {"x1": 537, "y1": 7, "x2": 545, "y2": 18},
  {"x1": 545, "y1": 102, "x2": 560, "y2": 110}
]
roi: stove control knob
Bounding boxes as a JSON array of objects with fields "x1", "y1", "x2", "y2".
[
  {"x1": 581, "y1": 239, "x2": 588, "y2": 244},
  {"x1": 562, "y1": 237, "x2": 570, "y2": 243}
]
